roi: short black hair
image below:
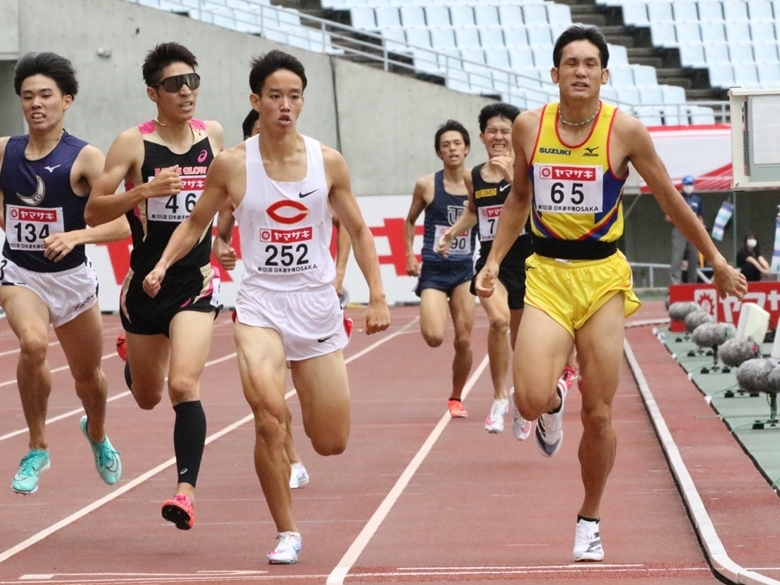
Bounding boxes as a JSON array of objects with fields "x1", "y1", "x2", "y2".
[
  {"x1": 142, "y1": 42, "x2": 198, "y2": 87},
  {"x1": 552, "y1": 25, "x2": 610, "y2": 69},
  {"x1": 242, "y1": 109, "x2": 259, "y2": 139},
  {"x1": 14, "y1": 52, "x2": 78, "y2": 98},
  {"x1": 434, "y1": 119, "x2": 470, "y2": 152},
  {"x1": 477, "y1": 103, "x2": 520, "y2": 133},
  {"x1": 249, "y1": 50, "x2": 307, "y2": 95}
]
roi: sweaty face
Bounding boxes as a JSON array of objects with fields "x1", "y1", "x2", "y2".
[
  {"x1": 19, "y1": 74, "x2": 71, "y2": 133},
  {"x1": 437, "y1": 130, "x2": 469, "y2": 167},
  {"x1": 552, "y1": 40, "x2": 608, "y2": 100},
  {"x1": 480, "y1": 116, "x2": 513, "y2": 158},
  {"x1": 149, "y1": 62, "x2": 198, "y2": 124}
]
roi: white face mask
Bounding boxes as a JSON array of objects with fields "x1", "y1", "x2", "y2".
[
  {"x1": 747, "y1": 239, "x2": 757, "y2": 248},
  {"x1": 682, "y1": 185, "x2": 694, "y2": 195}
]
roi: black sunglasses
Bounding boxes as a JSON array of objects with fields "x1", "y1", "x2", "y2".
[{"x1": 154, "y1": 73, "x2": 200, "y2": 93}]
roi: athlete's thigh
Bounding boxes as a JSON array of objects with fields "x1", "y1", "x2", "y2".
[
  {"x1": 575, "y1": 292, "x2": 625, "y2": 411},
  {"x1": 419, "y1": 288, "x2": 449, "y2": 339},
  {"x1": 478, "y1": 278, "x2": 510, "y2": 323},
  {"x1": 233, "y1": 323, "x2": 289, "y2": 417},
  {"x1": 290, "y1": 350, "x2": 350, "y2": 440},
  {"x1": 0, "y1": 285, "x2": 50, "y2": 344},
  {"x1": 514, "y1": 304, "x2": 573, "y2": 399},
  {"x1": 126, "y1": 332, "x2": 170, "y2": 398},
  {"x1": 169, "y1": 310, "x2": 216, "y2": 381},
  {"x1": 448, "y1": 281, "x2": 475, "y2": 336},
  {"x1": 54, "y1": 304, "x2": 104, "y2": 380}
]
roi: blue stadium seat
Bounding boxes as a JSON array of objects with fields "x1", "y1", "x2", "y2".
[
  {"x1": 406, "y1": 28, "x2": 432, "y2": 49},
  {"x1": 454, "y1": 27, "x2": 480, "y2": 48},
  {"x1": 382, "y1": 28, "x2": 407, "y2": 53},
  {"x1": 675, "y1": 23, "x2": 701, "y2": 43},
  {"x1": 375, "y1": 6, "x2": 401, "y2": 28},
  {"x1": 648, "y1": 2, "x2": 674, "y2": 23},
  {"x1": 633, "y1": 64, "x2": 659, "y2": 85},
  {"x1": 622, "y1": 2, "x2": 649, "y2": 26},
  {"x1": 699, "y1": 22, "x2": 726, "y2": 43},
  {"x1": 661, "y1": 84, "x2": 687, "y2": 103},
  {"x1": 725, "y1": 22, "x2": 752, "y2": 43},
  {"x1": 609, "y1": 43, "x2": 629, "y2": 65},
  {"x1": 498, "y1": 5, "x2": 523, "y2": 27},
  {"x1": 747, "y1": 0, "x2": 774, "y2": 20},
  {"x1": 697, "y1": 1, "x2": 724, "y2": 21},
  {"x1": 733, "y1": 63, "x2": 761, "y2": 86},
  {"x1": 730, "y1": 42, "x2": 756, "y2": 62},
  {"x1": 480, "y1": 26, "x2": 506, "y2": 49},
  {"x1": 430, "y1": 27, "x2": 456, "y2": 49},
  {"x1": 609, "y1": 65, "x2": 636, "y2": 87},
  {"x1": 704, "y1": 42, "x2": 731, "y2": 64},
  {"x1": 634, "y1": 105, "x2": 664, "y2": 125},
  {"x1": 449, "y1": 6, "x2": 475, "y2": 27},
  {"x1": 723, "y1": 1, "x2": 750, "y2": 21},
  {"x1": 522, "y1": 3, "x2": 549, "y2": 24},
  {"x1": 672, "y1": 1, "x2": 698, "y2": 22},
  {"x1": 399, "y1": 6, "x2": 425, "y2": 28},
  {"x1": 424, "y1": 6, "x2": 449, "y2": 28},
  {"x1": 650, "y1": 23, "x2": 678, "y2": 46},
  {"x1": 758, "y1": 62, "x2": 780, "y2": 84},
  {"x1": 350, "y1": 6, "x2": 376, "y2": 30},
  {"x1": 474, "y1": 5, "x2": 500, "y2": 27},
  {"x1": 749, "y1": 21, "x2": 776, "y2": 42},
  {"x1": 638, "y1": 86, "x2": 665, "y2": 104},
  {"x1": 546, "y1": 3, "x2": 572, "y2": 25},
  {"x1": 509, "y1": 46, "x2": 535, "y2": 69},
  {"x1": 753, "y1": 42, "x2": 778, "y2": 62},
  {"x1": 679, "y1": 42, "x2": 706, "y2": 66},
  {"x1": 708, "y1": 64, "x2": 735, "y2": 87},
  {"x1": 503, "y1": 26, "x2": 529, "y2": 47},
  {"x1": 484, "y1": 47, "x2": 512, "y2": 69},
  {"x1": 527, "y1": 26, "x2": 553, "y2": 46}
]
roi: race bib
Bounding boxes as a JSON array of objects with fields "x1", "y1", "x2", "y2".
[
  {"x1": 533, "y1": 164, "x2": 603, "y2": 214},
  {"x1": 146, "y1": 176, "x2": 206, "y2": 222},
  {"x1": 5, "y1": 205, "x2": 65, "y2": 251},
  {"x1": 477, "y1": 205, "x2": 502, "y2": 241},
  {"x1": 434, "y1": 224, "x2": 472, "y2": 257},
  {"x1": 257, "y1": 227, "x2": 315, "y2": 275}
]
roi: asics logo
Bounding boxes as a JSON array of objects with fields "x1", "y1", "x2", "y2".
[{"x1": 180, "y1": 468, "x2": 188, "y2": 475}]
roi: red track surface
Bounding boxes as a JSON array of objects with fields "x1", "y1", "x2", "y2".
[{"x1": 0, "y1": 302, "x2": 776, "y2": 585}]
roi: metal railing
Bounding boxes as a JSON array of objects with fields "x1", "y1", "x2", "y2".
[{"x1": 125, "y1": 0, "x2": 731, "y2": 122}]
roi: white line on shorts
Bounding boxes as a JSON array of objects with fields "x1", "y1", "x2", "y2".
[{"x1": 326, "y1": 352, "x2": 491, "y2": 585}]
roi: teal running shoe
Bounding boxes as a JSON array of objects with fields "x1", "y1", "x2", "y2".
[
  {"x1": 80, "y1": 416, "x2": 122, "y2": 485},
  {"x1": 11, "y1": 449, "x2": 50, "y2": 494}
]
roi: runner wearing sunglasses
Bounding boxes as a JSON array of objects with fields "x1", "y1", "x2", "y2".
[{"x1": 86, "y1": 42, "x2": 225, "y2": 531}]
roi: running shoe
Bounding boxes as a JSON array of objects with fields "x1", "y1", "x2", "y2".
[
  {"x1": 447, "y1": 399, "x2": 468, "y2": 418},
  {"x1": 573, "y1": 518, "x2": 604, "y2": 561},
  {"x1": 162, "y1": 493, "x2": 195, "y2": 530},
  {"x1": 510, "y1": 388, "x2": 532, "y2": 441},
  {"x1": 80, "y1": 416, "x2": 122, "y2": 485},
  {"x1": 535, "y1": 379, "x2": 568, "y2": 457},
  {"x1": 290, "y1": 462, "x2": 310, "y2": 489},
  {"x1": 11, "y1": 449, "x2": 50, "y2": 494},
  {"x1": 116, "y1": 333, "x2": 127, "y2": 361},
  {"x1": 485, "y1": 398, "x2": 509, "y2": 433},
  {"x1": 267, "y1": 531, "x2": 302, "y2": 564},
  {"x1": 561, "y1": 365, "x2": 579, "y2": 391}
]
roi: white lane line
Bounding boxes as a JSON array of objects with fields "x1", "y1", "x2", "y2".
[
  {"x1": 326, "y1": 353, "x2": 491, "y2": 585},
  {"x1": 624, "y1": 338, "x2": 780, "y2": 585},
  {"x1": 0, "y1": 321, "x2": 417, "y2": 565}
]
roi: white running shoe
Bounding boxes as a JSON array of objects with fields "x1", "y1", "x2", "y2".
[
  {"x1": 573, "y1": 518, "x2": 604, "y2": 561},
  {"x1": 290, "y1": 462, "x2": 309, "y2": 489},
  {"x1": 485, "y1": 398, "x2": 509, "y2": 433},
  {"x1": 267, "y1": 531, "x2": 302, "y2": 564},
  {"x1": 535, "y1": 379, "x2": 567, "y2": 457},
  {"x1": 510, "y1": 388, "x2": 532, "y2": 441}
]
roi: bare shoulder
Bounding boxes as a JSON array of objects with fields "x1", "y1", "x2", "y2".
[
  {"x1": 320, "y1": 142, "x2": 346, "y2": 166},
  {"x1": 612, "y1": 108, "x2": 649, "y2": 140},
  {"x1": 204, "y1": 119, "x2": 224, "y2": 134},
  {"x1": 414, "y1": 172, "x2": 435, "y2": 190},
  {"x1": 213, "y1": 141, "x2": 246, "y2": 171},
  {"x1": 0, "y1": 136, "x2": 10, "y2": 165}
]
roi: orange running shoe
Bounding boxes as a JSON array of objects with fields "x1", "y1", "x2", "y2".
[
  {"x1": 561, "y1": 365, "x2": 579, "y2": 391},
  {"x1": 448, "y1": 399, "x2": 468, "y2": 418},
  {"x1": 161, "y1": 494, "x2": 194, "y2": 530},
  {"x1": 116, "y1": 333, "x2": 127, "y2": 362}
]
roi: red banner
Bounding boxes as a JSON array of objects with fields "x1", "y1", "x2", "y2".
[{"x1": 668, "y1": 282, "x2": 780, "y2": 332}]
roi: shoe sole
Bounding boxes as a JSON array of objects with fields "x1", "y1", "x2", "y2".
[
  {"x1": 268, "y1": 557, "x2": 298, "y2": 565},
  {"x1": 290, "y1": 477, "x2": 309, "y2": 489},
  {"x1": 485, "y1": 424, "x2": 504, "y2": 434},
  {"x1": 574, "y1": 551, "x2": 604, "y2": 562},
  {"x1": 449, "y1": 412, "x2": 468, "y2": 418},
  {"x1": 161, "y1": 502, "x2": 193, "y2": 530}
]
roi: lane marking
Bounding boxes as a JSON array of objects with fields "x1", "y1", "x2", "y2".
[
  {"x1": 0, "y1": 319, "x2": 418, "y2": 565},
  {"x1": 326, "y1": 353, "x2": 491, "y2": 585},
  {"x1": 624, "y1": 338, "x2": 780, "y2": 585}
]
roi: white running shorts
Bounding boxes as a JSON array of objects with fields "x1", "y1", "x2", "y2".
[
  {"x1": 0, "y1": 257, "x2": 99, "y2": 328},
  {"x1": 235, "y1": 283, "x2": 350, "y2": 361}
]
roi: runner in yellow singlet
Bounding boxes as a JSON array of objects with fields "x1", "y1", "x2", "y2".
[{"x1": 475, "y1": 25, "x2": 746, "y2": 563}]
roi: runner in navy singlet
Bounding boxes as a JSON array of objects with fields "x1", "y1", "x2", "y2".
[
  {"x1": 142, "y1": 50, "x2": 390, "y2": 565},
  {"x1": 404, "y1": 119, "x2": 476, "y2": 419},
  {"x1": 0, "y1": 52, "x2": 127, "y2": 494},
  {"x1": 86, "y1": 43, "x2": 225, "y2": 530}
]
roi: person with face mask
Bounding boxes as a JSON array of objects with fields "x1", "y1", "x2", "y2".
[
  {"x1": 737, "y1": 233, "x2": 770, "y2": 282},
  {"x1": 667, "y1": 175, "x2": 703, "y2": 284}
]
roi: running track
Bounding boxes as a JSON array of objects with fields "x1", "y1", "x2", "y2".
[{"x1": 0, "y1": 301, "x2": 778, "y2": 585}]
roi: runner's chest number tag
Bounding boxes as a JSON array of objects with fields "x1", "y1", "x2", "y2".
[
  {"x1": 258, "y1": 227, "x2": 314, "y2": 275},
  {"x1": 147, "y1": 176, "x2": 206, "y2": 222},
  {"x1": 5, "y1": 205, "x2": 64, "y2": 250},
  {"x1": 478, "y1": 205, "x2": 502, "y2": 241},
  {"x1": 534, "y1": 164, "x2": 603, "y2": 214},
  {"x1": 434, "y1": 224, "x2": 471, "y2": 256}
]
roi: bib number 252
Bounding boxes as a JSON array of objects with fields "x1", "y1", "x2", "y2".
[{"x1": 265, "y1": 243, "x2": 309, "y2": 267}]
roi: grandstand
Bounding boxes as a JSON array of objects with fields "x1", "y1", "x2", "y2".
[{"x1": 117, "y1": 0, "x2": 780, "y2": 126}]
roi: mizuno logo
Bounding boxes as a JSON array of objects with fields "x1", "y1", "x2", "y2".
[
  {"x1": 583, "y1": 146, "x2": 599, "y2": 157},
  {"x1": 539, "y1": 147, "x2": 571, "y2": 156},
  {"x1": 16, "y1": 175, "x2": 46, "y2": 206},
  {"x1": 44, "y1": 164, "x2": 61, "y2": 172},
  {"x1": 299, "y1": 190, "x2": 317, "y2": 199}
]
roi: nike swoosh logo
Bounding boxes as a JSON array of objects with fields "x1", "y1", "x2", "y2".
[
  {"x1": 299, "y1": 190, "x2": 317, "y2": 199},
  {"x1": 499, "y1": 184, "x2": 510, "y2": 193},
  {"x1": 44, "y1": 164, "x2": 61, "y2": 172},
  {"x1": 317, "y1": 335, "x2": 334, "y2": 343}
]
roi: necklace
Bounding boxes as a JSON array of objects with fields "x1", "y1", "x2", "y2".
[
  {"x1": 153, "y1": 117, "x2": 169, "y2": 127},
  {"x1": 558, "y1": 107, "x2": 599, "y2": 127}
]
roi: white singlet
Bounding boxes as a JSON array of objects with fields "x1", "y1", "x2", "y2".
[{"x1": 234, "y1": 134, "x2": 335, "y2": 292}]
